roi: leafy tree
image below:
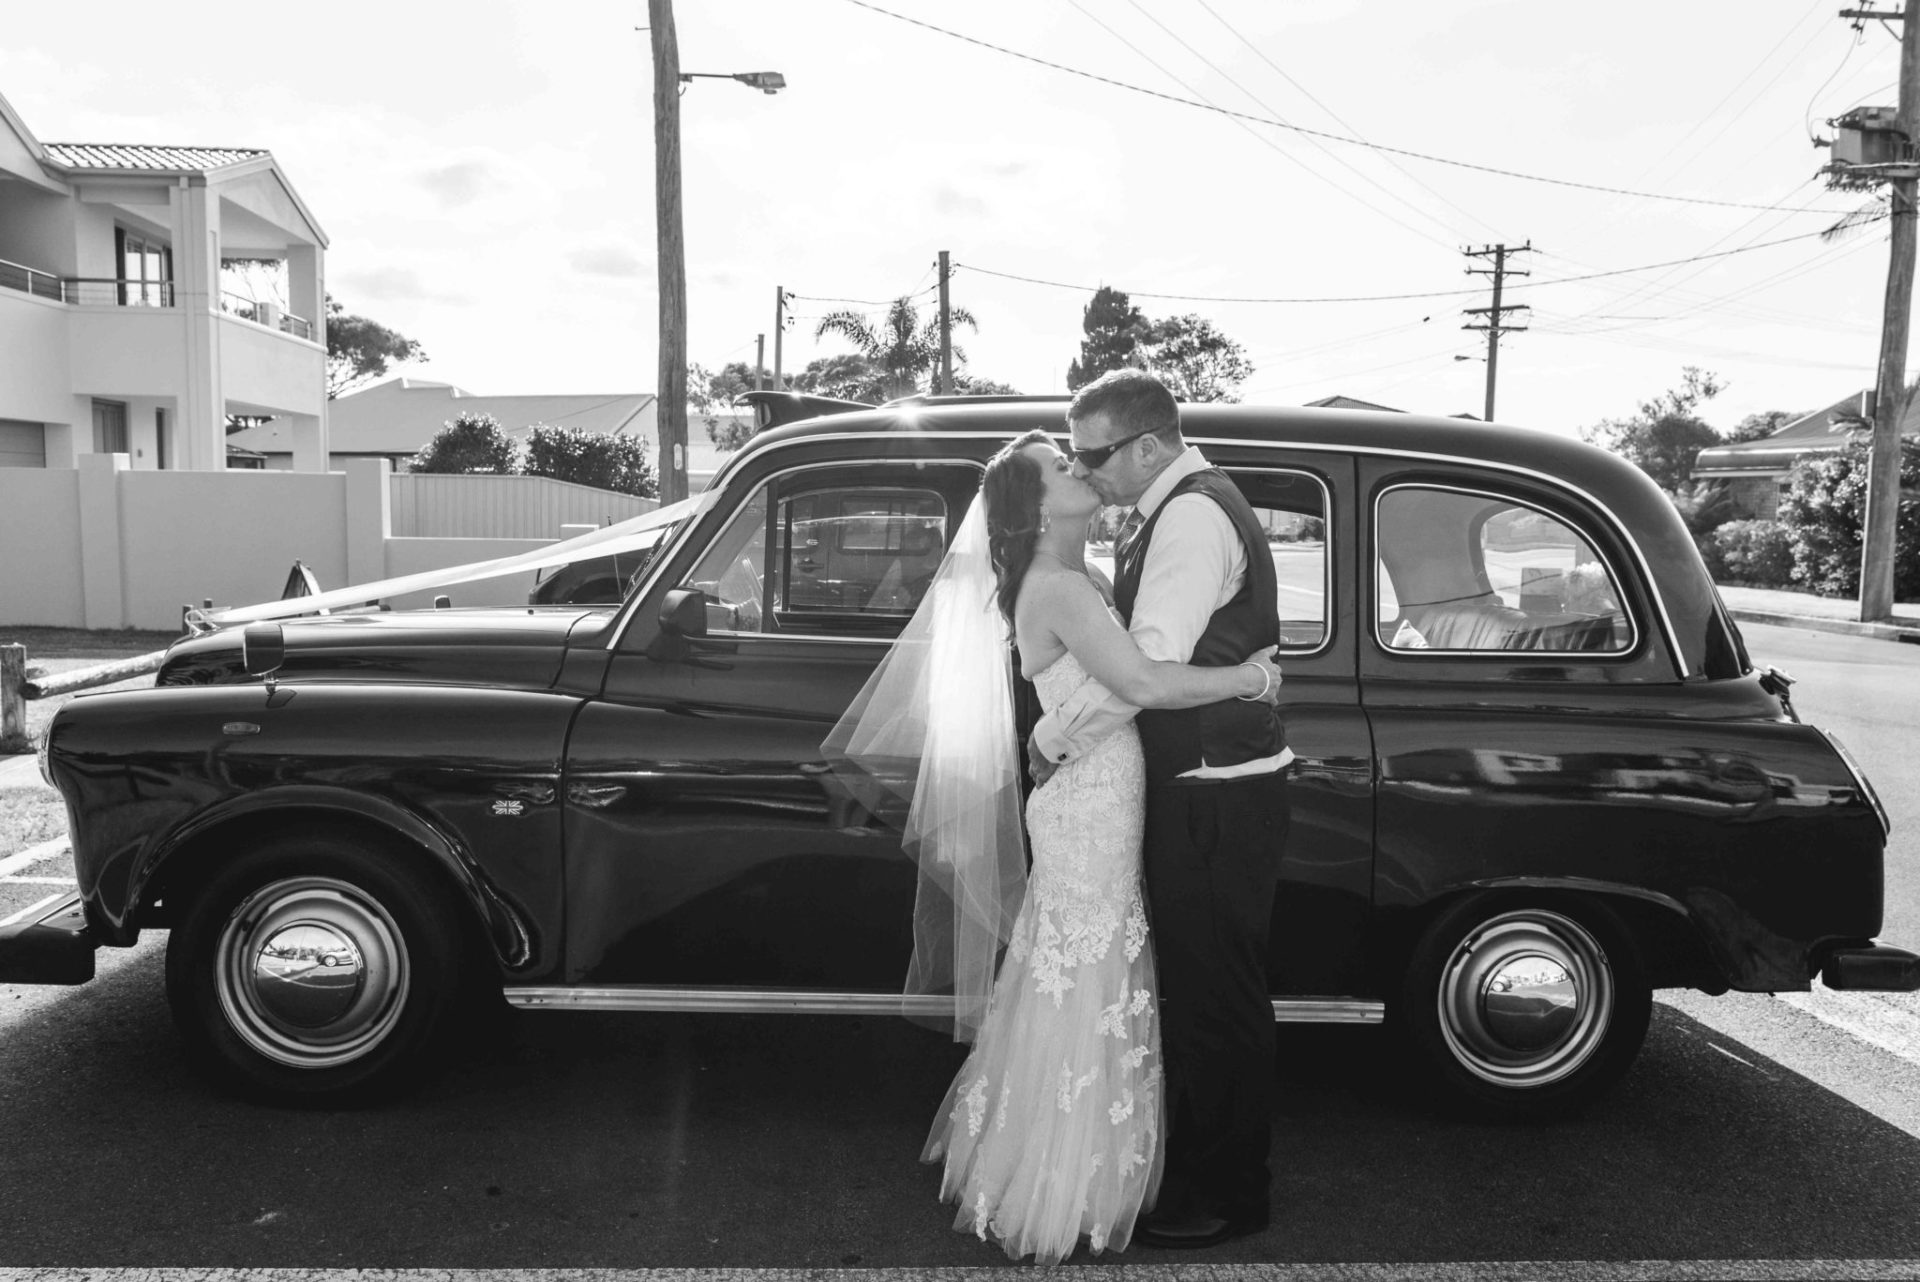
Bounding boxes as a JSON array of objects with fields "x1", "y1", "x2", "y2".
[
  {"x1": 327, "y1": 295, "x2": 426, "y2": 399},
  {"x1": 790, "y1": 353, "x2": 883, "y2": 403},
  {"x1": 1778, "y1": 437, "x2": 1920, "y2": 597},
  {"x1": 1141, "y1": 314, "x2": 1253, "y2": 402},
  {"x1": 1066, "y1": 286, "x2": 1148, "y2": 391},
  {"x1": 814, "y1": 297, "x2": 976, "y2": 400},
  {"x1": 688, "y1": 361, "x2": 760, "y2": 451},
  {"x1": 952, "y1": 371, "x2": 1022, "y2": 395},
  {"x1": 522, "y1": 425, "x2": 658, "y2": 498},
  {"x1": 409, "y1": 413, "x2": 517, "y2": 474},
  {"x1": 1580, "y1": 367, "x2": 1725, "y2": 491}
]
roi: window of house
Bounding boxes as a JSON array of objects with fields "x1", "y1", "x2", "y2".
[
  {"x1": 91, "y1": 400, "x2": 129, "y2": 455},
  {"x1": 0, "y1": 420, "x2": 46, "y2": 469},
  {"x1": 677, "y1": 463, "x2": 976, "y2": 638},
  {"x1": 115, "y1": 228, "x2": 172, "y2": 306},
  {"x1": 1375, "y1": 485, "x2": 1632, "y2": 655}
]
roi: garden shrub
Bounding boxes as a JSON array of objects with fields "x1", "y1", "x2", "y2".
[
  {"x1": 1778, "y1": 439, "x2": 1920, "y2": 598},
  {"x1": 1705, "y1": 520, "x2": 1795, "y2": 587}
]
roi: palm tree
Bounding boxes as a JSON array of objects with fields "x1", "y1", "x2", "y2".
[{"x1": 813, "y1": 296, "x2": 977, "y2": 400}]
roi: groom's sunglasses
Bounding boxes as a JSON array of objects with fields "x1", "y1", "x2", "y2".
[{"x1": 1064, "y1": 427, "x2": 1153, "y2": 470}]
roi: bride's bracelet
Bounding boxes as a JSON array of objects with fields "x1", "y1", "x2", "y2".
[{"x1": 1235, "y1": 660, "x2": 1272, "y2": 703}]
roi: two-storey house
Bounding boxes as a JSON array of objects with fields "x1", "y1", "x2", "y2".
[{"x1": 0, "y1": 89, "x2": 327, "y2": 473}]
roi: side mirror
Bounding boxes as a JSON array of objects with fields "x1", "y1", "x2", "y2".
[
  {"x1": 659, "y1": 588, "x2": 709, "y2": 638},
  {"x1": 241, "y1": 623, "x2": 286, "y2": 678}
]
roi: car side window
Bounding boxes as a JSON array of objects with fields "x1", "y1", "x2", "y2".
[
  {"x1": 1375, "y1": 485, "x2": 1631, "y2": 655},
  {"x1": 1082, "y1": 469, "x2": 1329, "y2": 651},
  {"x1": 678, "y1": 465, "x2": 971, "y2": 638}
]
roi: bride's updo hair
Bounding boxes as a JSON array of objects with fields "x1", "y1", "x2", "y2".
[{"x1": 981, "y1": 428, "x2": 1055, "y2": 627}]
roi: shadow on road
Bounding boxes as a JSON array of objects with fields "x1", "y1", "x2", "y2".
[{"x1": 2, "y1": 948, "x2": 1917, "y2": 1268}]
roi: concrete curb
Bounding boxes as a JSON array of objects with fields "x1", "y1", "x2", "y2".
[{"x1": 1728, "y1": 609, "x2": 1920, "y2": 645}]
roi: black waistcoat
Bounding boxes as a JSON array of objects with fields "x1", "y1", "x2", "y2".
[{"x1": 1114, "y1": 468, "x2": 1285, "y2": 783}]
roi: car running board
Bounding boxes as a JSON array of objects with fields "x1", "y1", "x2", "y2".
[{"x1": 503, "y1": 986, "x2": 1385, "y2": 1024}]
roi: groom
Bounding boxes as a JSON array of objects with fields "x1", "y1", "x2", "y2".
[{"x1": 1030, "y1": 368, "x2": 1292, "y2": 1249}]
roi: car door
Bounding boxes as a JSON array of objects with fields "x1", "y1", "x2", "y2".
[
  {"x1": 562, "y1": 451, "x2": 983, "y2": 992},
  {"x1": 1356, "y1": 459, "x2": 1699, "y2": 937},
  {"x1": 1182, "y1": 446, "x2": 1376, "y2": 1002}
]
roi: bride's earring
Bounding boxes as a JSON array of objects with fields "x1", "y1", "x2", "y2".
[{"x1": 1038, "y1": 506, "x2": 1051, "y2": 534}]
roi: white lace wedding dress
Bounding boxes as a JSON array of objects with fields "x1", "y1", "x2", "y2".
[{"x1": 923, "y1": 648, "x2": 1165, "y2": 1264}]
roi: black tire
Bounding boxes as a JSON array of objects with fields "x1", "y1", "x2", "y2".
[
  {"x1": 164, "y1": 831, "x2": 467, "y2": 1105},
  {"x1": 1397, "y1": 895, "x2": 1652, "y2": 1119}
]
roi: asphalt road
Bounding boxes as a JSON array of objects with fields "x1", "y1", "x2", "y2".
[{"x1": 4, "y1": 935, "x2": 1920, "y2": 1274}]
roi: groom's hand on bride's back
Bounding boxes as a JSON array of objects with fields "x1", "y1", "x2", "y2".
[{"x1": 1027, "y1": 735, "x2": 1060, "y2": 788}]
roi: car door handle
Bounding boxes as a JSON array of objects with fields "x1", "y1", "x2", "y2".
[{"x1": 566, "y1": 782, "x2": 629, "y2": 809}]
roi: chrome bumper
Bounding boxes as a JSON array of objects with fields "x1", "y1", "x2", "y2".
[{"x1": 0, "y1": 892, "x2": 96, "y2": 985}]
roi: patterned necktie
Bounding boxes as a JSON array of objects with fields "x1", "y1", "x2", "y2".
[{"x1": 1114, "y1": 508, "x2": 1145, "y2": 561}]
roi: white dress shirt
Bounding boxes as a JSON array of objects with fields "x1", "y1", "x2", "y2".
[{"x1": 1031, "y1": 447, "x2": 1294, "y2": 778}]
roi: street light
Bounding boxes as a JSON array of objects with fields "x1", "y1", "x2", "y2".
[
  {"x1": 679, "y1": 71, "x2": 786, "y2": 94},
  {"x1": 649, "y1": 0, "x2": 786, "y2": 503}
]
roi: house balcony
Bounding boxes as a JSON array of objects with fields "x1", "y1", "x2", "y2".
[{"x1": 0, "y1": 257, "x2": 314, "y2": 340}]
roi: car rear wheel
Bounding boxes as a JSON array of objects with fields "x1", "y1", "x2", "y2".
[
  {"x1": 1399, "y1": 896, "x2": 1651, "y2": 1118},
  {"x1": 165, "y1": 833, "x2": 465, "y2": 1104}
]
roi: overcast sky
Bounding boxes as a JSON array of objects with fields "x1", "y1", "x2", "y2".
[{"x1": 2, "y1": 0, "x2": 1906, "y2": 437}]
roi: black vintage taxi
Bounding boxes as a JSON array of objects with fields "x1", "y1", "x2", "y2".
[{"x1": 6, "y1": 395, "x2": 1915, "y2": 1115}]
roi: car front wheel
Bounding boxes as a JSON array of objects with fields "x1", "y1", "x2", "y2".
[
  {"x1": 1399, "y1": 897, "x2": 1651, "y2": 1118},
  {"x1": 165, "y1": 833, "x2": 465, "y2": 1104}
]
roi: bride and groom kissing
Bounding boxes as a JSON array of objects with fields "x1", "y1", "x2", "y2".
[{"x1": 829, "y1": 367, "x2": 1292, "y2": 1264}]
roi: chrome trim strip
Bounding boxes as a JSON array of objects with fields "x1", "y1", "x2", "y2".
[
  {"x1": 674, "y1": 427, "x2": 1687, "y2": 678},
  {"x1": 502, "y1": 986, "x2": 1384, "y2": 1023},
  {"x1": 1369, "y1": 480, "x2": 1641, "y2": 662}
]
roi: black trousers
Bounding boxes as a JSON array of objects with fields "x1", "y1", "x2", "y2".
[{"x1": 1142, "y1": 770, "x2": 1288, "y2": 1220}]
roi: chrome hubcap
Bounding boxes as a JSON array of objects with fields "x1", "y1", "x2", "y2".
[
  {"x1": 214, "y1": 876, "x2": 408, "y2": 1070},
  {"x1": 1436, "y1": 909, "x2": 1613, "y2": 1088}
]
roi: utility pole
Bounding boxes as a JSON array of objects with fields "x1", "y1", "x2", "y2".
[
  {"x1": 938, "y1": 250, "x2": 953, "y2": 395},
  {"x1": 648, "y1": 0, "x2": 688, "y2": 504},
  {"x1": 1840, "y1": 0, "x2": 1920, "y2": 621},
  {"x1": 755, "y1": 334, "x2": 766, "y2": 391},
  {"x1": 1462, "y1": 242, "x2": 1531, "y2": 423},
  {"x1": 773, "y1": 285, "x2": 786, "y2": 390}
]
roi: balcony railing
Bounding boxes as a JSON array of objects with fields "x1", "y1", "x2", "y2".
[
  {"x1": 62, "y1": 278, "x2": 174, "y2": 307},
  {"x1": 221, "y1": 291, "x2": 315, "y2": 341},
  {"x1": 0, "y1": 257, "x2": 66, "y2": 301},
  {"x1": 0, "y1": 263, "x2": 312, "y2": 337}
]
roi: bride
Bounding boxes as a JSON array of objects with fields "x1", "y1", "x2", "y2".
[{"x1": 829, "y1": 429, "x2": 1281, "y2": 1264}]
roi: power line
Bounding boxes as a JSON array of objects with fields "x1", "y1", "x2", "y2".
[
  {"x1": 953, "y1": 221, "x2": 1883, "y2": 305},
  {"x1": 1190, "y1": 0, "x2": 1503, "y2": 241},
  {"x1": 1073, "y1": 0, "x2": 1468, "y2": 251},
  {"x1": 840, "y1": 0, "x2": 1853, "y2": 214}
]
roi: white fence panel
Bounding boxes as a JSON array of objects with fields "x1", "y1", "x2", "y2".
[{"x1": 390, "y1": 473, "x2": 654, "y2": 539}]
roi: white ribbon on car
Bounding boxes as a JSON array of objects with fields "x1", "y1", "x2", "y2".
[{"x1": 194, "y1": 489, "x2": 718, "y2": 630}]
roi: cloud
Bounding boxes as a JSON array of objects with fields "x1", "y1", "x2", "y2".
[
  {"x1": 419, "y1": 159, "x2": 497, "y2": 207},
  {"x1": 568, "y1": 244, "x2": 651, "y2": 278},
  {"x1": 335, "y1": 267, "x2": 469, "y2": 306},
  {"x1": 932, "y1": 185, "x2": 989, "y2": 217}
]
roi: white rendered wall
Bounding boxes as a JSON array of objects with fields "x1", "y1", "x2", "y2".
[
  {"x1": 0, "y1": 466, "x2": 82, "y2": 624},
  {"x1": 0, "y1": 290, "x2": 73, "y2": 425}
]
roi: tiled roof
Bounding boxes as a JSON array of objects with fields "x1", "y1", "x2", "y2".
[
  {"x1": 42, "y1": 143, "x2": 267, "y2": 173},
  {"x1": 1693, "y1": 388, "x2": 1920, "y2": 476},
  {"x1": 226, "y1": 380, "x2": 658, "y2": 456},
  {"x1": 1304, "y1": 394, "x2": 1406, "y2": 413}
]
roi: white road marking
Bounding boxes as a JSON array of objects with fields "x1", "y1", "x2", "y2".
[
  {"x1": 0, "y1": 891, "x2": 66, "y2": 927},
  {"x1": 0, "y1": 837, "x2": 68, "y2": 877},
  {"x1": 1776, "y1": 981, "x2": 1920, "y2": 1069},
  {"x1": 1705, "y1": 1041, "x2": 1756, "y2": 1068}
]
